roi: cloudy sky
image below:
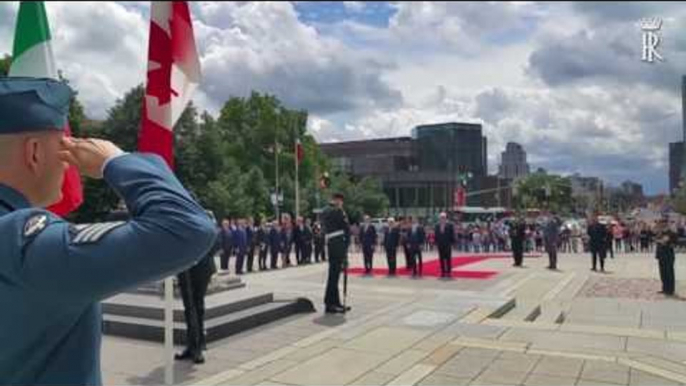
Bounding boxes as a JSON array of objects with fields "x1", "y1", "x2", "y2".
[{"x1": 0, "y1": 2, "x2": 683, "y2": 195}]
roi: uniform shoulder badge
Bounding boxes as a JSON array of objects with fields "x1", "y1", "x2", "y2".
[
  {"x1": 23, "y1": 214, "x2": 48, "y2": 238},
  {"x1": 71, "y1": 221, "x2": 126, "y2": 245}
]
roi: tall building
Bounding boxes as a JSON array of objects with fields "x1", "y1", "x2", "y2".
[
  {"x1": 669, "y1": 141, "x2": 684, "y2": 194},
  {"x1": 320, "y1": 122, "x2": 492, "y2": 218},
  {"x1": 569, "y1": 173, "x2": 604, "y2": 213},
  {"x1": 671, "y1": 76, "x2": 686, "y2": 195},
  {"x1": 498, "y1": 142, "x2": 530, "y2": 180}
]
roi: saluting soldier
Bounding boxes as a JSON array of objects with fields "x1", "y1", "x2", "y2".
[
  {"x1": 0, "y1": 78, "x2": 216, "y2": 385},
  {"x1": 322, "y1": 192, "x2": 351, "y2": 314}
]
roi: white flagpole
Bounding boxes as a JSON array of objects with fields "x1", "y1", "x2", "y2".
[
  {"x1": 164, "y1": 277, "x2": 174, "y2": 385},
  {"x1": 295, "y1": 139, "x2": 300, "y2": 219}
]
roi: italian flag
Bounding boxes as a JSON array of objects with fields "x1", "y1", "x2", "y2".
[{"x1": 9, "y1": 1, "x2": 83, "y2": 215}]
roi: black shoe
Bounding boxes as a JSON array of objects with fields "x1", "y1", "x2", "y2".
[
  {"x1": 175, "y1": 349, "x2": 193, "y2": 361},
  {"x1": 337, "y1": 305, "x2": 351, "y2": 312},
  {"x1": 193, "y1": 352, "x2": 205, "y2": 364},
  {"x1": 325, "y1": 306, "x2": 345, "y2": 314}
]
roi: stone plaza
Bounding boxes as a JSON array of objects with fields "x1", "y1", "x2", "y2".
[{"x1": 103, "y1": 250, "x2": 686, "y2": 386}]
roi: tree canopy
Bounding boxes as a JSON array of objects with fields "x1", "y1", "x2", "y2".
[{"x1": 71, "y1": 86, "x2": 388, "y2": 223}]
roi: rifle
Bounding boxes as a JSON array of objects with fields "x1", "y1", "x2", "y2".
[{"x1": 342, "y1": 255, "x2": 348, "y2": 312}]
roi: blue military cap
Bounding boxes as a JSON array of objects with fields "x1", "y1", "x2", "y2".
[{"x1": 0, "y1": 77, "x2": 74, "y2": 133}]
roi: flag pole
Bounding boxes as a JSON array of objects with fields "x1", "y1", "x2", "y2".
[
  {"x1": 164, "y1": 277, "x2": 174, "y2": 385},
  {"x1": 295, "y1": 138, "x2": 300, "y2": 220}
]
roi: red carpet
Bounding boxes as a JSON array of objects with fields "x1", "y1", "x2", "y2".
[{"x1": 347, "y1": 253, "x2": 540, "y2": 280}]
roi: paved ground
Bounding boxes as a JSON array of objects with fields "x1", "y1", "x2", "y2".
[{"x1": 102, "y1": 250, "x2": 686, "y2": 385}]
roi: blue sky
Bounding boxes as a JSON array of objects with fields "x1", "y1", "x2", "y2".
[{"x1": 0, "y1": 2, "x2": 683, "y2": 195}]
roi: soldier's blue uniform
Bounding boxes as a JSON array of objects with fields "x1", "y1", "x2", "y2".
[{"x1": 0, "y1": 78, "x2": 217, "y2": 385}]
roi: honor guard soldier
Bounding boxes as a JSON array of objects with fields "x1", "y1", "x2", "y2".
[
  {"x1": 322, "y1": 192, "x2": 351, "y2": 313},
  {"x1": 0, "y1": 78, "x2": 217, "y2": 385},
  {"x1": 655, "y1": 216, "x2": 677, "y2": 296}
]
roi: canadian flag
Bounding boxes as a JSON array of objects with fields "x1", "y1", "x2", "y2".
[
  {"x1": 139, "y1": 1, "x2": 201, "y2": 168},
  {"x1": 296, "y1": 138, "x2": 304, "y2": 165}
]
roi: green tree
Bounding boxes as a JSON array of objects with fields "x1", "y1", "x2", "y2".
[
  {"x1": 0, "y1": 54, "x2": 11, "y2": 76},
  {"x1": 512, "y1": 172, "x2": 573, "y2": 214},
  {"x1": 71, "y1": 86, "x2": 389, "y2": 224}
]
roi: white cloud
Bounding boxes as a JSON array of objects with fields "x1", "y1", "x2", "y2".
[
  {"x1": 343, "y1": 2, "x2": 366, "y2": 13},
  {"x1": 0, "y1": 1, "x2": 681, "y2": 194}
]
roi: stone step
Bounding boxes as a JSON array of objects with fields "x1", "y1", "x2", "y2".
[
  {"x1": 130, "y1": 276, "x2": 246, "y2": 298},
  {"x1": 102, "y1": 298, "x2": 315, "y2": 345},
  {"x1": 103, "y1": 290, "x2": 274, "y2": 322},
  {"x1": 535, "y1": 303, "x2": 566, "y2": 324},
  {"x1": 500, "y1": 302, "x2": 541, "y2": 322}
]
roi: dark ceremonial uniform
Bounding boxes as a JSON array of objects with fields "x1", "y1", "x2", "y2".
[
  {"x1": 655, "y1": 227, "x2": 678, "y2": 295},
  {"x1": 322, "y1": 202, "x2": 350, "y2": 312}
]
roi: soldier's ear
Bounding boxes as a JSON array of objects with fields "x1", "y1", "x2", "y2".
[{"x1": 23, "y1": 136, "x2": 44, "y2": 175}]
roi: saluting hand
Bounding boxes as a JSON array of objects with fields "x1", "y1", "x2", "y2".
[{"x1": 59, "y1": 137, "x2": 125, "y2": 179}]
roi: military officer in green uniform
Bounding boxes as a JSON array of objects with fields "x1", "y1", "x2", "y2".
[
  {"x1": 0, "y1": 78, "x2": 217, "y2": 385},
  {"x1": 322, "y1": 192, "x2": 351, "y2": 314}
]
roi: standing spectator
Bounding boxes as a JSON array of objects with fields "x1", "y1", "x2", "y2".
[
  {"x1": 360, "y1": 215, "x2": 377, "y2": 274},
  {"x1": 472, "y1": 226, "x2": 482, "y2": 253},
  {"x1": 640, "y1": 224, "x2": 650, "y2": 253},
  {"x1": 435, "y1": 212, "x2": 455, "y2": 278},
  {"x1": 606, "y1": 223, "x2": 615, "y2": 259},
  {"x1": 613, "y1": 223, "x2": 624, "y2": 254},
  {"x1": 384, "y1": 218, "x2": 400, "y2": 275},
  {"x1": 587, "y1": 214, "x2": 608, "y2": 272}
]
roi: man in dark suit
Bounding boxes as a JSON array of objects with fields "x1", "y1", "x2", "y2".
[
  {"x1": 360, "y1": 215, "x2": 378, "y2": 274},
  {"x1": 234, "y1": 219, "x2": 248, "y2": 275},
  {"x1": 408, "y1": 217, "x2": 426, "y2": 277},
  {"x1": 246, "y1": 217, "x2": 256, "y2": 272},
  {"x1": 281, "y1": 215, "x2": 293, "y2": 267},
  {"x1": 220, "y1": 218, "x2": 234, "y2": 272},
  {"x1": 434, "y1": 212, "x2": 455, "y2": 278},
  {"x1": 401, "y1": 218, "x2": 413, "y2": 271},
  {"x1": 293, "y1": 216, "x2": 303, "y2": 264},
  {"x1": 384, "y1": 218, "x2": 400, "y2": 275},
  {"x1": 588, "y1": 214, "x2": 608, "y2": 272},
  {"x1": 269, "y1": 222, "x2": 281, "y2": 269},
  {"x1": 257, "y1": 220, "x2": 269, "y2": 270}
]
